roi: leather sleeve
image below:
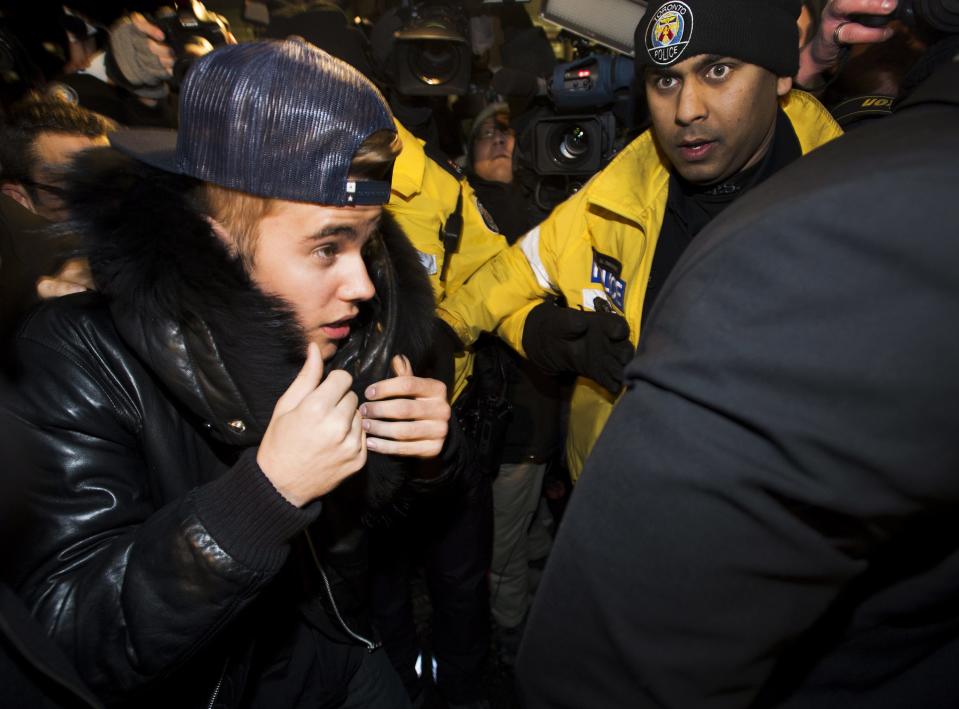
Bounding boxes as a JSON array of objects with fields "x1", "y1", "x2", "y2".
[{"x1": 3, "y1": 306, "x2": 319, "y2": 699}]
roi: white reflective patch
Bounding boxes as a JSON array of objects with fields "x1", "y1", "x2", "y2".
[
  {"x1": 519, "y1": 226, "x2": 554, "y2": 291},
  {"x1": 582, "y1": 289, "x2": 606, "y2": 311},
  {"x1": 417, "y1": 251, "x2": 439, "y2": 276}
]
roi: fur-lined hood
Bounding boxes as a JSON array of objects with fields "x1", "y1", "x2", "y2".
[{"x1": 63, "y1": 148, "x2": 436, "y2": 448}]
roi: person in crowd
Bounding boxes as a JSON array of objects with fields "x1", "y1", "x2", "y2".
[
  {"x1": 1, "y1": 39, "x2": 460, "y2": 708},
  {"x1": 517, "y1": 10, "x2": 959, "y2": 707},
  {"x1": 0, "y1": 98, "x2": 113, "y2": 348},
  {"x1": 0, "y1": 98, "x2": 114, "y2": 222},
  {"x1": 437, "y1": 0, "x2": 843, "y2": 483},
  {"x1": 462, "y1": 103, "x2": 561, "y2": 669}
]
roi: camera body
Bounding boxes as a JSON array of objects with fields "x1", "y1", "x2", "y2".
[
  {"x1": 517, "y1": 53, "x2": 633, "y2": 178},
  {"x1": 152, "y1": 1, "x2": 230, "y2": 65}
]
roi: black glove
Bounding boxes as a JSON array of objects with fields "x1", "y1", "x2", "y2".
[{"x1": 521, "y1": 302, "x2": 634, "y2": 394}]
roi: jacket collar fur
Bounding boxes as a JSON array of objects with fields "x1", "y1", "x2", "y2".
[{"x1": 64, "y1": 148, "x2": 436, "y2": 448}]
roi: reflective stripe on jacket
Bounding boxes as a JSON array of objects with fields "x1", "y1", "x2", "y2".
[{"x1": 439, "y1": 91, "x2": 843, "y2": 479}]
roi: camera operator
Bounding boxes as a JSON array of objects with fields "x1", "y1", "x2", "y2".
[
  {"x1": 438, "y1": 0, "x2": 843, "y2": 483},
  {"x1": 518, "y1": 2, "x2": 959, "y2": 706}
]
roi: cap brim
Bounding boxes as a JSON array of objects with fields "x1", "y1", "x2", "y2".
[{"x1": 109, "y1": 129, "x2": 180, "y2": 174}]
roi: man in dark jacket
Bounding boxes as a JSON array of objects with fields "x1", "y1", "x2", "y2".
[
  {"x1": 516, "y1": 27, "x2": 959, "y2": 709},
  {"x1": 2, "y1": 39, "x2": 458, "y2": 708}
]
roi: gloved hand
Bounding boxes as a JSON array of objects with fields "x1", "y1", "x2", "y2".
[{"x1": 521, "y1": 302, "x2": 634, "y2": 395}]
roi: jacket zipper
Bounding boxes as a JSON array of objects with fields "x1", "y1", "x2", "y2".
[
  {"x1": 304, "y1": 531, "x2": 381, "y2": 653},
  {"x1": 207, "y1": 657, "x2": 229, "y2": 709}
]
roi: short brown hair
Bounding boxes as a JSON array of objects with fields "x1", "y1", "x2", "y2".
[{"x1": 202, "y1": 129, "x2": 401, "y2": 267}]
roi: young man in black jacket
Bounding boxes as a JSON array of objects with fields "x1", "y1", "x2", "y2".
[{"x1": 2, "y1": 39, "x2": 458, "y2": 708}]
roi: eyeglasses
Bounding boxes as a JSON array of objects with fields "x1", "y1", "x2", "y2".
[
  {"x1": 476, "y1": 125, "x2": 515, "y2": 141},
  {"x1": 19, "y1": 178, "x2": 70, "y2": 200}
]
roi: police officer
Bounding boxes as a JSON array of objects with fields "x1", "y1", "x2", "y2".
[{"x1": 438, "y1": 0, "x2": 843, "y2": 482}]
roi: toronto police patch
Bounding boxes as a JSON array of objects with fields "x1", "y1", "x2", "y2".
[
  {"x1": 590, "y1": 249, "x2": 627, "y2": 312},
  {"x1": 646, "y1": 2, "x2": 694, "y2": 66}
]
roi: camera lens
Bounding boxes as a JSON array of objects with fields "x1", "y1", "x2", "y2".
[
  {"x1": 548, "y1": 124, "x2": 591, "y2": 167},
  {"x1": 410, "y1": 40, "x2": 460, "y2": 86}
]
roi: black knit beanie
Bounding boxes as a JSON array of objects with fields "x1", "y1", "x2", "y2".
[{"x1": 635, "y1": 0, "x2": 802, "y2": 78}]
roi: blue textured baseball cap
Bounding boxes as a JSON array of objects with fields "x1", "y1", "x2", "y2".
[{"x1": 110, "y1": 39, "x2": 396, "y2": 206}]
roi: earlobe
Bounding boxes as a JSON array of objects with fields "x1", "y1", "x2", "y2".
[
  {"x1": 205, "y1": 216, "x2": 237, "y2": 253},
  {"x1": 777, "y1": 76, "x2": 793, "y2": 97},
  {"x1": 1, "y1": 183, "x2": 37, "y2": 214}
]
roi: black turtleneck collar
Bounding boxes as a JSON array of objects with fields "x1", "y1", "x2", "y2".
[{"x1": 642, "y1": 107, "x2": 802, "y2": 325}]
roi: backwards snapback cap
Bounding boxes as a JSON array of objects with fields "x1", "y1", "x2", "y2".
[
  {"x1": 110, "y1": 39, "x2": 396, "y2": 206},
  {"x1": 635, "y1": 0, "x2": 802, "y2": 78}
]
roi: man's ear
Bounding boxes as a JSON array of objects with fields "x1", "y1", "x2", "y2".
[
  {"x1": 776, "y1": 75, "x2": 793, "y2": 97},
  {"x1": 1, "y1": 182, "x2": 37, "y2": 214},
  {"x1": 205, "y1": 216, "x2": 237, "y2": 254}
]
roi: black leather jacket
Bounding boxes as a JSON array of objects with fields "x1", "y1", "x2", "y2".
[{"x1": 1, "y1": 150, "x2": 451, "y2": 707}]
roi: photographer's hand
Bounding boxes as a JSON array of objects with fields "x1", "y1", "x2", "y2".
[
  {"x1": 797, "y1": 0, "x2": 897, "y2": 87},
  {"x1": 360, "y1": 356, "x2": 451, "y2": 459},
  {"x1": 130, "y1": 13, "x2": 175, "y2": 77}
]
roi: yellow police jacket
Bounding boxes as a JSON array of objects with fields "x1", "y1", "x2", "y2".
[
  {"x1": 387, "y1": 120, "x2": 508, "y2": 400},
  {"x1": 438, "y1": 90, "x2": 843, "y2": 480}
]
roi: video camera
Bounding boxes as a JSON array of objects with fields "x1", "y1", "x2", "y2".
[
  {"x1": 392, "y1": 2, "x2": 472, "y2": 96},
  {"x1": 526, "y1": 53, "x2": 634, "y2": 176},
  {"x1": 498, "y1": 46, "x2": 633, "y2": 178},
  {"x1": 379, "y1": 0, "x2": 532, "y2": 97}
]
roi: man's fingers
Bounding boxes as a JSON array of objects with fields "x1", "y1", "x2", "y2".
[
  {"x1": 365, "y1": 375, "x2": 446, "y2": 402},
  {"x1": 837, "y1": 23, "x2": 894, "y2": 44},
  {"x1": 392, "y1": 354, "x2": 414, "y2": 378},
  {"x1": 600, "y1": 314, "x2": 631, "y2": 342},
  {"x1": 36, "y1": 277, "x2": 87, "y2": 299},
  {"x1": 830, "y1": 0, "x2": 897, "y2": 17},
  {"x1": 361, "y1": 397, "x2": 449, "y2": 423},
  {"x1": 130, "y1": 12, "x2": 166, "y2": 42},
  {"x1": 362, "y1": 418, "x2": 448, "y2": 442},
  {"x1": 365, "y1": 436, "x2": 444, "y2": 458},
  {"x1": 274, "y1": 343, "x2": 324, "y2": 415}
]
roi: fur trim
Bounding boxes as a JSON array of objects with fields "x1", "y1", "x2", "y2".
[{"x1": 63, "y1": 148, "x2": 438, "y2": 522}]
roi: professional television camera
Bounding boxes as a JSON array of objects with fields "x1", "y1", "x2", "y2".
[
  {"x1": 374, "y1": 0, "x2": 531, "y2": 97},
  {"x1": 497, "y1": 39, "x2": 636, "y2": 211}
]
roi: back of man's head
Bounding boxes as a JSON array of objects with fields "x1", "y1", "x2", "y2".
[{"x1": 0, "y1": 98, "x2": 116, "y2": 186}]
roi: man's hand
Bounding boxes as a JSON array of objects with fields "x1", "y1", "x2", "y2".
[
  {"x1": 36, "y1": 257, "x2": 94, "y2": 299},
  {"x1": 798, "y1": 0, "x2": 897, "y2": 86},
  {"x1": 360, "y1": 356, "x2": 450, "y2": 458},
  {"x1": 522, "y1": 302, "x2": 634, "y2": 395},
  {"x1": 257, "y1": 343, "x2": 366, "y2": 507},
  {"x1": 129, "y1": 13, "x2": 176, "y2": 76}
]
